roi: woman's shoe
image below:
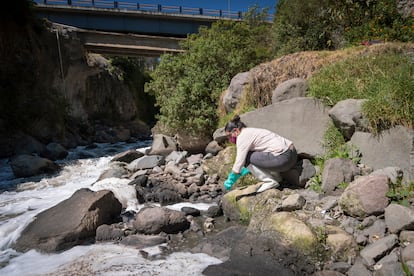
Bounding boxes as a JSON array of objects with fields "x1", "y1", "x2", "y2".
[{"x1": 256, "y1": 181, "x2": 279, "y2": 193}]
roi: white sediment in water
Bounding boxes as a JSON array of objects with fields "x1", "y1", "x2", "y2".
[{"x1": 0, "y1": 142, "x2": 221, "y2": 276}]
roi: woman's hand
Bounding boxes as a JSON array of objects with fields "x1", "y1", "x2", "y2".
[{"x1": 223, "y1": 167, "x2": 250, "y2": 190}]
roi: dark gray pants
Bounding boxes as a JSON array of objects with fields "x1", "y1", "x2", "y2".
[{"x1": 246, "y1": 147, "x2": 300, "y2": 186}]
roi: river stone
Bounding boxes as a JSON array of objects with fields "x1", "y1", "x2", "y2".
[
  {"x1": 96, "y1": 161, "x2": 128, "y2": 181},
  {"x1": 325, "y1": 225, "x2": 358, "y2": 262},
  {"x1": 119, "y1": 234, "x2": 167, "y2": 248},
  {"x1": 111, "y1": 149, "x2": 144, "y2": 163},
  {"x1": 91, "y1": 178, "x2": 138, "y2": 210},
  {"x1": 265, "y1": 212, "x2": 317, "y2": 253},
  {"x1": 44, "y1": 142, "x2": 68, "y2": 161},
  {"x1": 13, "y1": 188, "x2": 122, "y2": 253},
  {"x1": 321, "y1": 158, "x2": 359, "y2": 193},
  {"x1": 148, "y1": 134, "x2": 177, "y2": 156},
  {"x1": 384, "y1": 203, "x2": 414, "y2": 233},
  {"x1": 338, "y1": 175, "x2": 389, "y2": 218},
  {"x1": 126, "y1": 155, "x2": 165, "y2": 171},
  {"x1": 10, "y1": 154, "x2": 60, "y2": 177},
  {"x1": 133, "y1": 206, "x2": 189, "y2": 234},
  {"x1": 359, "y1": 234, "x2": 398, "y2": 266}
]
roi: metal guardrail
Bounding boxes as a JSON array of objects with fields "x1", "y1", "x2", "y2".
[{"x1": 33, "y1": 0, "x2": 273, "y2": 21}]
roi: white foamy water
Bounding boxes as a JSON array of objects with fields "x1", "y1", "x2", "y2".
[{"x1": 0, "y1": 141, "x2": 221, "y2": 275}]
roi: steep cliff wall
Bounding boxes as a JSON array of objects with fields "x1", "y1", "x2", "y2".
[{"x1": 0, "y1": 1, "x2": 152, "y2": 157}]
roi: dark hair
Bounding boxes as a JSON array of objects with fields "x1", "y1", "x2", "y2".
[{"x1": 224, "y1": 115, "x2": 246, "y2": 132}]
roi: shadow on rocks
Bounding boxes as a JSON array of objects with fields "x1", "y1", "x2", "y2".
[{"x1": 202, "y1": 230, "x2": 315, "y2": 276}]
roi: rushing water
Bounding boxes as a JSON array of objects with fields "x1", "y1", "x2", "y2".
[{"x1": 0, "y1": 141, "x2": 221, "y2": 275}]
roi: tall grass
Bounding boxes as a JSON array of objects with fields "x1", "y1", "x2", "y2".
[{"x1": 308, "y1": 48, "x2": 414, "y2": 133}]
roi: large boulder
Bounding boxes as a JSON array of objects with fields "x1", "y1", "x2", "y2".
[
  {"x1": 328, "y1": 99, "x2": 367, "y2": 140},
  {"x1": 148, "y1": 134, "x2": 177, "y2": 156},
  {"x1": 175, "y1": 131, "x2": 211, "y2": 154},
  {"x1": 349, "y1": 126, "x2": 414, "y2": 183},
  {"x1": 321, "y1": 158, "x2": 360, "y2": 194},
  {"x1": 272, "y1": 78, "x2": 308, "y2": 103},
  {"x1": 43, "y1": 142, "x2": 68, "y2": 161},
  {"x1": 241, "y1": 97, "x2": 332, "y2": 158},
  {"x1": 10, "y1": 154, "x2": 60, "y2": 177},
  {"x1": 13, "y1": 189, "x2": 122, "y2": 253},
  {"x1": 222, "y1": 72, "x2": 250, "y2": 113},
  {"x1": 133, "y1": 206, "x2": 190, "y2": 234},
  {"x1": 338, "y1": 175, "x2": 389, "y2": 218}
]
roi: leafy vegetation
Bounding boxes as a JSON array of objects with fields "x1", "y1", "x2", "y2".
[
  {"x1": 110, "y1": 57, "x2": 156, "y2": 125},
  {"x1": 145, "y1": 7, "x2": 274, "y2": 136},
  {"x1": 273, "y1": 0, "x2": 414, "y2": 56},
  {"x1": 308, "y1": 48, "x2": 414, "y2": 133},
  {"x1": 387, "y1": 179, "x2": 414, "y2": 207}
]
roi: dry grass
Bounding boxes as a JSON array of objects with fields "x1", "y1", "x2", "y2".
[{"x1": 244, "y1": 42, "x2": 414, "y2": 108}]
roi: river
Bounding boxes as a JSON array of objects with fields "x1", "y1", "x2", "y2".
[{"x1": 0, "y1": 141, "x2": 222, "y2": 275}]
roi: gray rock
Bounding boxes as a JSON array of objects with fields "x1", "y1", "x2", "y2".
[
  {"x1": 362, "y1": 219, "x2": 387, "y2": 244},
  {"x1": 165, "y1": 150, "x2": 187, "y2": 164},
  {"x1": 272, "y1": 78, "x2": 308, "y2": 103},
  {"x1": 126, "y1": 155, "x2": 165, "y2": 172},
  {"x1": 241, "y1": 97, "x2": 332, "y2": 158},
  {"x1": 403, "y1": 245, "x2": 414, "y2": 264},
  {"x1": 384, "y1": 204, "x2": 414, "y2": 234},
  {"x1": 339, "y1": 175, "x2": 389, "y2": 218},
  {"x1": 119, "y1": 234, "x2": 166, "y2": 248},
  {"x1": 279, "y1": 194, "x2": 306, "y2": 211},
  {"x1": 111, "y1": 149, "x2": 144, "y2": 163},
  {"x1": 348, "y1": 258, "x2": 372, "y2": 276},
  {"x1": 205, "y1": 140, "x2": 223, "y2": 155},
  {"x1": 314, "y1": 271, "x2": 346, "y2": 276},
  {"x1": 349, "y1": 126, "x2": 414, "y2": 183},
  {"x1": 321, "y1": 158, "x2": 359, "y2": 193},
  {"x1": 399, "y1": 230, "x2": 414, "y2": 244},
  {"x1": 96, "y1": 224, "x2": 124, "y2": 241},
  {"x1": 212, "y1": 127, "x2": 228, "y2": 145},
  {"x1": 370, "y1": 167, "x2": 404, "y2": 185},
  {"x1": 97, "y1": 161, "x2": 128, "y2": 181},
  {"x1": 222, "y1": 72, "x2": 250, "y2": 112},
  {"x1": 133, "y1": 206, "x2": 189, "y2": 234},
  {"x1": 13, "y1": 189, "x2": 122, "y2": 252},
  {"x1": 44, "y1": 142, "x2": 68, "y2": 161},
  {"x1": 10, "y1": 154, "x2": 60, "y2": 177},
  {"x1": 374, "y1": 261, "x2": 405, "y2": 276},
  {"x1": 360, "y1": 234, "x2": 398, "y2": 266},
  {"x1": 328, "y1": 99, "x2": 367, "y2": 140},
  {"x1": 298, "y1": 159, "x2": 316, "y2": 187},
  {"x1": 148, "y1": 134, "x2": 177, "y2": 156}
]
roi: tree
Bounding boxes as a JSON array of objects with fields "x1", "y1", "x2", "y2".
[{"x1": 145, "y1": 8, "x2": 273, "y2": 137}]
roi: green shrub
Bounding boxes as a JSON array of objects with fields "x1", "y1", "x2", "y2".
[{"x1": 145, "y1": 8, "x2": 273, "y2": 136}]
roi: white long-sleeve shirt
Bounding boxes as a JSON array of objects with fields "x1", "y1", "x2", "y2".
[{"x1": 232, "y1": 127, "x2": 293, "y2": 173}]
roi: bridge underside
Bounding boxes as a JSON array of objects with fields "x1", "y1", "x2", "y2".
[
  {"x1": 83, "y1": 43, "x2": 183, "y2": 57},
  {"x1": 75, "y1": 29, "x2": 185, "y2": 57}
]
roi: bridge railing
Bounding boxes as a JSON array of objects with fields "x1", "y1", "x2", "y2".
[{"x1": 34, "y1": 0, "x2": 273, "y2": 21}]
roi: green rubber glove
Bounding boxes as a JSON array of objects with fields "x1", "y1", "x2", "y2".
[
  {"x1": 240, "y1": 167, "x2": 250, "y2": 176},
  {"x1": 224, "y1": 167, "x2": 250, "y2": 190}
]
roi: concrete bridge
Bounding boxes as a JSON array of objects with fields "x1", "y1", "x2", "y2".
[{"x1": 33, "y1": 0, "x2": 256, "y2": 56}]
